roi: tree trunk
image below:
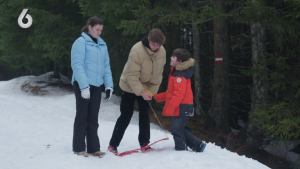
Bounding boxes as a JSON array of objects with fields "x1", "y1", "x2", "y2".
[
  {"x1": 246, "y1": 19, "x2": 266, "y2": 150},
  {"x1": 209, "y1": 0, "x2": 230, "y2": 130},
  {"x1": 190, "y1": 1, "x2": 202, "y2": 115},
  {"x1": 191, "y1": 19, "x2": 202, "y2": 115},
  {"x1": 53, "y1": 61, "x2": 60, "y2": 79}
]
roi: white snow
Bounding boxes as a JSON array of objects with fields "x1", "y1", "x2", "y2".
[{"x1": 0, "y1": 72, "x2": 270, "y2": 169}]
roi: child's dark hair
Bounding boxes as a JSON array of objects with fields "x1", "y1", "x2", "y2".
[
  {"x1": 81, "y1": 16, "x2": 103, "y2": 33},
  {"x1": 172, "y1": 48, "x2": 190, "y2": 62}
]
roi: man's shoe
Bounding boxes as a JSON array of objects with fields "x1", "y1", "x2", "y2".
[
  {"x1": 74, "y1": 151, "x2": 89, "y2": 157},
  {"x1": 108, "y1": 145, "x2": 118, "y2": 156},
  {"x1": 141, "y1": 143, "x2": 155, "y2": 153},
  {"x1": 90, "y1": 151, "x2": 106, "y2": 158},
  {"x1": 196, "y1": 142, "x2": 206, "y2": 153}
]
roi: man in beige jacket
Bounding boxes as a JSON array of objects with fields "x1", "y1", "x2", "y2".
[{"x1": 108, "y1": 29, "x2": 166, "y2": 155}]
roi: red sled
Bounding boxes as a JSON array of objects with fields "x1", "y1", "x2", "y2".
[{"x1": 118, "y1": 138, "x2": 169, "y2": 157}]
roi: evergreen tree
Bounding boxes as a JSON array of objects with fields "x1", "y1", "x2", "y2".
[
  {"x1": 0, "y1": 0, "x2": 85, "y2": 79},
  {"x1": 252, "y1": 0, "x2": 300, "y2": 142}
]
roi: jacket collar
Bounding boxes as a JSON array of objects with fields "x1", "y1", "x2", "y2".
[
  {"x1": 81, "y1": 32, "x2": 106, "y2": 45},
  {"x1": 171, "y1": 58, "x2": 195, "y2": 79},
  {"x1": 176, "y1": 58, "x2": 195, "y2": 71},
  {"x1": 141, "y1": 36, "x2": 151, "y2": 50},
  {"x1": 143, "y1": 44, "x2": 163, "y2": 57},
  {"x1": 141, "y1": 38, "x2": 161, "y2": 57}
]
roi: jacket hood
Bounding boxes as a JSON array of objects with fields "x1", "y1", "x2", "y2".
[
  {"x1": 172, "y1": 58, "x2": 195, "y2": 79},
  {"x1": 176, "y1": 58, "x2": 195, "y2": 71},
  {"x1": 81, "y1": 32, "x2": 106, "y2": 45},
  {"x1": 141, "y1": 36, "x2": 151, "y2": 50}
]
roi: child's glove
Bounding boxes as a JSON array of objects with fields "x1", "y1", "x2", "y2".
[
  {"x1": 81, "y1": 87, "x2": 90, "y2": 99},
  {"x1": 105, "y1": 87, "x2": 113, "y2": 101}
]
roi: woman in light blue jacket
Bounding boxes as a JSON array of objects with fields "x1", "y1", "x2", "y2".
[{"x1": 71, "y1": 16, "x2": 113, "y2": 158}]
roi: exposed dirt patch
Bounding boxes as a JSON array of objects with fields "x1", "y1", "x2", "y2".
[
  {"x1": 21, "y1": 81, "x2": 73, "y2": 95},
  {"x1": 21, "y1": 82, "x2": 49, "y2": 95}
]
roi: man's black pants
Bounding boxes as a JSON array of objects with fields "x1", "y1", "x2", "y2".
[
  {"x1": 72, "y1": 81, "x2": 102, "y2": 153},
  {"x1": 109, "y1": 91, "x2": 150, "y2": 147}
]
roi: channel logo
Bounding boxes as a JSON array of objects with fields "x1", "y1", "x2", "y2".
[{"x1": 18, "y1": 9, "x2": 33, "y2": 28}]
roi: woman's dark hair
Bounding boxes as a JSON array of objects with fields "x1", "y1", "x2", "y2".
[
  {"x1": 148, "y1": 28, "x2": 166, "y2": 45},
  {"x1": 81, "y1": 16, "x2": 103, "y2": 33},
  {"x1": 172, "y1": 48, "x2": 190, "y2": 62}
]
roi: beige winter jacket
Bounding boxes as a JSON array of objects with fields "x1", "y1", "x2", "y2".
[{"x1": 119, "y1": 41, "x2": 166, "y2": 96}]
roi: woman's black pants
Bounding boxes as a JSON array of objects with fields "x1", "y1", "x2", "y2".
[{"x1": 72, "y1": 81, "x2": 102, "y2": 153}]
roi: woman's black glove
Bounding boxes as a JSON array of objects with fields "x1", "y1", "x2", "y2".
[{"x1": 105, "y1": 87, "x2": 113, "y2": 101}]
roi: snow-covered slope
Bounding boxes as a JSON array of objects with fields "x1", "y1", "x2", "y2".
[{"x1": 0, "y1": 73, "x2": 270, "y2": 169}]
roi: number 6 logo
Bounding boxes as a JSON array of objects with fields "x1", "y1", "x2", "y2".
[{"x1": 18, "y1": 9, "x2": 33, "y2": 28}]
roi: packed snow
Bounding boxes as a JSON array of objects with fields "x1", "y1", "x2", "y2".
[{"x1": 0, "y1": 72, "x2": 270, "y2": 169}]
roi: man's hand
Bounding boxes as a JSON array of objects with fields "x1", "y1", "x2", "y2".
[
  {"x1": 81, "y1": 87, "x2": 90, "y2": 99},
  {"x1": 141, "y1": 91, "x2": 152, "y2": 100},
  {"x1": 105, "y1": 87, "x2": 113, "y2": 101}
]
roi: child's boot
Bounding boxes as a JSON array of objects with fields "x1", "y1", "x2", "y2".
[{"x1": 196, "y1": 142, "x2": 206, "y2": 153}]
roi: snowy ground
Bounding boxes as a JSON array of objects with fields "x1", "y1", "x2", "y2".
[{"x1": 0, "y1": 73, "x2": 270, "y2": 169}]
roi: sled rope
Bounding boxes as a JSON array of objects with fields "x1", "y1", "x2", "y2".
[
  {"x1": 145, "y1": 90, "x2": 169, "y2": 139},
  {"x1": 147, "y1": 101, "x2": 169, "y2": 139}
]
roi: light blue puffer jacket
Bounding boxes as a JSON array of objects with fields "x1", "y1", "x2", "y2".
[{"x1": 71, "y1": 32, "x2": 113, "y2": 90}]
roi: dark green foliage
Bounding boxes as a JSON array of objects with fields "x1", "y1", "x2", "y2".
[
  {"x1": 254, "y1": 102, "x2": 300, "y2": 140},
  {"x1": 254, "y1": 52, "x2": 300, "y2": 141},
  {"x1": 231, "y1": 0, "x2": 300, "y2": 142},
  {"x1": 0, "y1": 0, "x2": 85, "y2": 79}
]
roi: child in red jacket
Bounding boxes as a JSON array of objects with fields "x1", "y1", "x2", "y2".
[{"x1": 154, "y1": 48, "x2": 206, "y2": 152}]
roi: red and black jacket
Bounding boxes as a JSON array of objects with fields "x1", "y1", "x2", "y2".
[{"x1": 154, "y1": 58, "x2": 195, "y2": 116}]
